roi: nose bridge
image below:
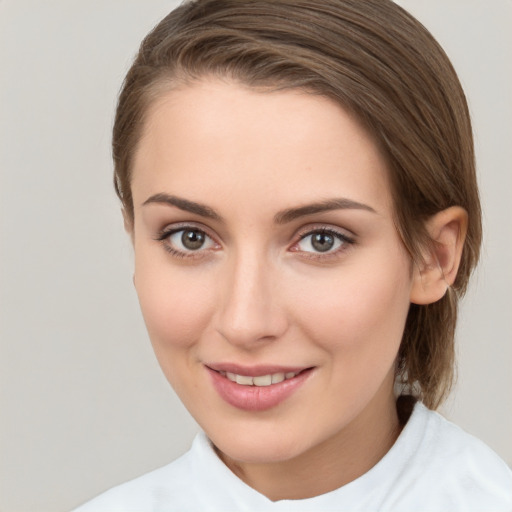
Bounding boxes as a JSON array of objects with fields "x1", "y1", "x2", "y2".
[{"x1": 216, "y1": 245, "x2": 287, "y2": 347}]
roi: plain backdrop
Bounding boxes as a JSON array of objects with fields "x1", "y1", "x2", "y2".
[{"x1": 0, "y1": 1, "x2": 511, "y2": 511}]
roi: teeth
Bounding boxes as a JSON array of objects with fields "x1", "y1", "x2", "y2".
[
  {"x1": 224, "y1": 371, "x2": 298, "y2": 386},
  {"x1": 271, "y1": 372, "x2": 285, "y2": 384},
  {"x1": 253, "y1": 375, "x2": 272, "y2": 386},
  {"x1": 235, "y1": 374, "x2": 254, "y2": 385}
]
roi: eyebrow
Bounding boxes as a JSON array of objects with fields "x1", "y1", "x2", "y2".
[
  {"x1": 274, "y1": 198, "x2": 377, "y2": 224},
  {"x1": 142, "y1": 193, "x2": 377, "y2": 224},
  {"x1": 142, "y1": 193, "x2": 223, "y2": 221}
]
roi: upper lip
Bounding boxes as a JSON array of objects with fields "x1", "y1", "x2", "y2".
[{"x1": 205, "y1": 362, "x2": 312, "y2": 377}]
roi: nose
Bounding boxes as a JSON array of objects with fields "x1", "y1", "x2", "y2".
[{"x1": 215, "y1": 251, "x2": 289, "y2": 349}]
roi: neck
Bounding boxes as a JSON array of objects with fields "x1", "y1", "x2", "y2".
[{"x1": 217, "y1": 387, "x2": 402, "y2": 501}]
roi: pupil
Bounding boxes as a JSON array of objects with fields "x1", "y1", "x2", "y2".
[
  {"x1": 182, "y1": 230, "x2": 205, "y2": 250},
  {"x1": 312, "y1": 233, "x2": 334, "y2": 252}
]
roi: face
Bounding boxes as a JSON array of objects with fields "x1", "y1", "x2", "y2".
[{"x1": 130, "y1": 79, "x2": 415, "y2": 465}]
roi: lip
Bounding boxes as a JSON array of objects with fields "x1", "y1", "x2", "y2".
[
  {"x1": 205, "y1": 363, "x2": 314, "y2": 411},
  {"x1": 206, "y1": 362, "x2": 308, "y2": 377}
]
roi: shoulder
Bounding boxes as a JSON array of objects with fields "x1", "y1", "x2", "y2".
[
  {"x1": 71, "y1": 435, "x2": 204, "y2": 512},
  {"x1": 71, "y1": 431, "x2": 268, "y2": 512},
  {"x1": 418, "y1": 404, "x2": 510, "y2": 475},
  {"x1": 393, "y1": 402, "x2": 512, "y2": 511}
]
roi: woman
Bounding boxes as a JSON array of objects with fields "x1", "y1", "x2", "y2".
[{"x1": 74, "y1": 0, "x2": 512, "y2": 510}]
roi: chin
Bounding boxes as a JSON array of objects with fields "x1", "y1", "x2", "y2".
[
  {"x1": 204, "y1": 415, "x2": 327, "y2": 465},
  {"x1": 214, "y1": 434, "x2": 304, "y2": 465}
]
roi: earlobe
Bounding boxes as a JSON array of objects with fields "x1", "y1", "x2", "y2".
[{"x1": 410, "y1": 206, "x2": 468, "y2": 305}]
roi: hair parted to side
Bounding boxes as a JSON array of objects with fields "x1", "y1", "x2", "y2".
[{"x1": 113, "y1": 0, "x2": 481, "y2": 409}]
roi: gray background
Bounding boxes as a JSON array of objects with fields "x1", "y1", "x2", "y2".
[{"x1": 0, "y1": 1, "x2": 510, "y2": 511}]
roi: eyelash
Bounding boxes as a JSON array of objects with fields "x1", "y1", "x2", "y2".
[
  {"x1": 155, "y1": 224, "x2": 219, "y2": 260},
  {"x1": 155, "y1": 225, "x2": 355, "y2": 261},
  {"x1": 293, "y1": 227, "x2": 355, "y2": 261}
]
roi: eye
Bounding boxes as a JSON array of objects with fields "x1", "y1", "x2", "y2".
[
  {"x1": 294, "y1": 228, "x2": 354, "y2": 255},
  {"x1": 171, "y1": 229, "x2": 211, "y2": 251},
  {"x1": 157, "y1": 226, "x2": 218, "y2": 257}
]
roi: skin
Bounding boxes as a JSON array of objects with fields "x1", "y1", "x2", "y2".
[{"x1": 128, "y1": 78, "x2": 467, "y2": 500}]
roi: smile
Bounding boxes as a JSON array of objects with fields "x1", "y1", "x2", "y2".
[
  {"x1": 206, "y1": 364, "x2": 314, "y2": 411},
  {"x1": 221, "y1": 370, "x2": 299, "y2": 386}
]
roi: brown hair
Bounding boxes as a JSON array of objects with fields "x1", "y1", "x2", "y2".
[{"x1": 113, "y1": 0, "x2": 481, "y2": 409}]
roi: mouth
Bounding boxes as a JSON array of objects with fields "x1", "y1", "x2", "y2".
[
  {"x1": 216, "y1": 369, "x2": 306, "y2": 386},
  {"x1": 205, "y1": 363, "x2": 314, "y2": 411}
]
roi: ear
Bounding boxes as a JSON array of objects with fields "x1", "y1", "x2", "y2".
[
  {"x1": 410, "y1": 206, "x2": 468, "y2": 305},
  {"x1": 122, "y1": 208, "x2": 135, "y2": 244}
]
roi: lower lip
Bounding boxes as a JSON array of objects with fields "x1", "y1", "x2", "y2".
[{"x1": 206, "y1": 367, "x2": 313, "y2": 411}]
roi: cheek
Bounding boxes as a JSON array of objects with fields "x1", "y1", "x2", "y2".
[
  {"x1": 134, "y1": 258, "x2": 216, "y2": 352},
  {"x1": 289, "y1": 257, "x2": 412, "y2": 358}
]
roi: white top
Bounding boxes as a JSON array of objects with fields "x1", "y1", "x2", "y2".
[{"x1": 73, "y1": 403, "x2": 512, "y2": 511}]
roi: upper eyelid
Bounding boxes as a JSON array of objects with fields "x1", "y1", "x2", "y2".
[
  {"x1": 156, "y1": 222, "x2": 217, "y2": 240},
  {"x1": 294, "y1": 223, "x2": 356, "y2": 240}
]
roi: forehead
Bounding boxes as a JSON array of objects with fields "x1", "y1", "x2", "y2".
[{"x1": 131, "y1": 79, "x2": 393, "y2": 218}]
